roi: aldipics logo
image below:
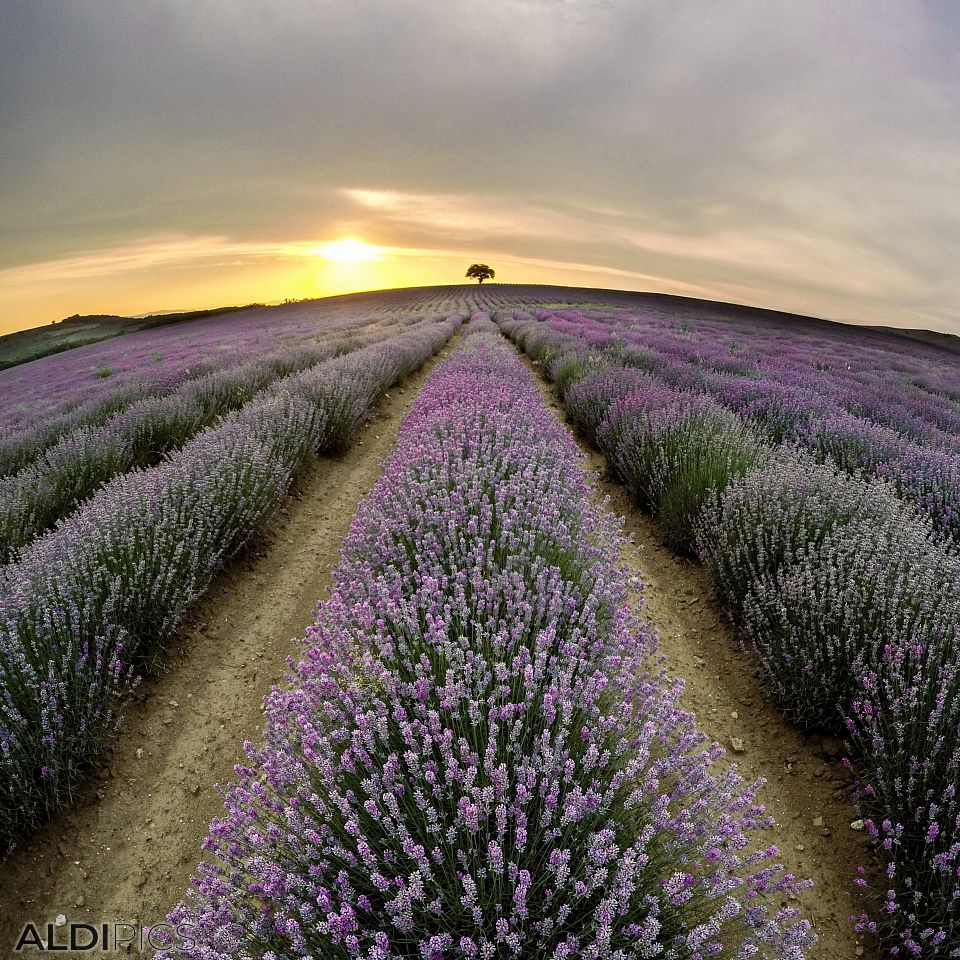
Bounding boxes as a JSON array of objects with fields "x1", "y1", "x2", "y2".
[{"x1": 13, "y1": 916, "x2": 196, "y2": 953}]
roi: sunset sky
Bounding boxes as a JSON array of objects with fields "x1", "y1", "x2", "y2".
[{"x1": 2, "y1": 0, "x2": 959, "y2": 336}]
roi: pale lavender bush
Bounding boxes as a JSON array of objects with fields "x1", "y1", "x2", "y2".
[
  {"x1": 695, "y1": 452, "x2": 912, "y2": 614},
  {"x1": 736, "y1": 510, "x2": 958, "y2": 731},
  {"x1": 697, "y1": 452, "x2": 960, "y2": 955}
]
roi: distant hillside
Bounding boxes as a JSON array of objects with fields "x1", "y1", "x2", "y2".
[
  {"x1": 865, "y1": 324, "x2": 960, "y2": 356},
  {"x1": 0, "y1": 304, "x2": 266, "y2": 370},
  {"x1": 5, "y1": 285, "x2": 957, "y2": 372}
]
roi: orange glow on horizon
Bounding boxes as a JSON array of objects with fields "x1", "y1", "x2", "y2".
[{"x1": 1, "y1": 221, "x2": 939, "y2": 337}]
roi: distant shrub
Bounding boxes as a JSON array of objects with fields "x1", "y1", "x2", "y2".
[
  {"x1": 95, "y1": 366, "x2": 113, "y2": 378},
  {"x1": 734, "y1": 387, "x2": 839, "y2": 444},
  {"x1": 617, "y1": 343, "x2": 666, "y2": 373}
]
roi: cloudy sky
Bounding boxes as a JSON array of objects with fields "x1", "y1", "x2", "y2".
[{"x1": 1, "y1": 0, "x2": 958, "y2": 335}]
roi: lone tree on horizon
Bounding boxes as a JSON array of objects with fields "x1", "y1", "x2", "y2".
[{"x1": 466, "y1": 263, "x2": 495, "y2": 284}]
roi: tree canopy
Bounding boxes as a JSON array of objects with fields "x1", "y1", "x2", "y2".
[{"x1": 465, "y1": 263, "x2": 495, "y2": 284}]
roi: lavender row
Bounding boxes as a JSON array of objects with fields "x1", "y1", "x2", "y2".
[
  {"x1": 0, "y1": 341, "x2": 356, "y2": 563},
  {"x1": 0, "y1": 288, "x2": 476, "y2": 436},
  {"x1": 161, "y1": 328, "x2": 811, "y2": 959},
  {"x1": 0, "y1": 313, "x2": 448, "y2": 562},
  {"x1": 0, "y1": 314, "x2": 390, "y2": 480},
  {"x1": 0, "y1": 300, "x2": 392, "y2": 436},
  {"x1": 498, "y1": 314, "x2": 959, "y2": 956},
  {"x1": 498, "y1": 316, "x2": 769, "y2": 555},
  {"x1": 0, "y1": 319, "x2": 459, "y2": 853},
  {"x1": 529, "y1": 302, "x2": 960, "y2": 453}
]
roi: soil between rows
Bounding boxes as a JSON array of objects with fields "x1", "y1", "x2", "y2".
[
  {"x1": 0, "y1": 338, "x2": 459, "y2": 954},
  {"x1": 523, "y1": 354, "x2": 878, "y2": 960}
]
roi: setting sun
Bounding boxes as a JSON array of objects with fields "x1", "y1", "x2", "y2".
[{"x1": 314, "y1": 238, "x2": 381, "y2": 263}]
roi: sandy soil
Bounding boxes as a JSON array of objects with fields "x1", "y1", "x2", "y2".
[
  {"x1": 0, "y1": 339, "x2": 457, "y2": 954},
  {"x1": 524, "y1": 357, "x2": 878, "y2": 960}
]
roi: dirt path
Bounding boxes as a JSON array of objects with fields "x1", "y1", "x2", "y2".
[
  {"x1": 0, "y1": 338, "x2": 458, "y2": 955},
  {"x1": 522, "y1": 355, "x2": 877, "y2": 960}
]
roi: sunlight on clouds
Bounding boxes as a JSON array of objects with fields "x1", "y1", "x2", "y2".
[{"x1": 340, "y1": 186, "x2": 928, "y2": 309}]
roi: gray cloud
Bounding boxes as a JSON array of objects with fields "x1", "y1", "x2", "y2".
[{"x1": 1, "y1": 0, "x2": 958, "y2": 329}]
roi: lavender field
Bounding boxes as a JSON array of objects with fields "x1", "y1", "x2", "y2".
[
  {"x1": 2, "y1": 285, "x2": 959, "y2": 958},
  {"x1": 494, "y1": 289, "x2": 960, "y2": 958},
  {"x1": 0, "y1": 292, "x2": 462, "y2": 843}
]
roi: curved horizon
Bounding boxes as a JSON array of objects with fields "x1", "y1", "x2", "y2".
[{"x1": 2, "y1": 1, "x2": 958, "y2": 335}]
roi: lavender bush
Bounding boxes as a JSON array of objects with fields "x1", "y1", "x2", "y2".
[
  {"x1": 694, "y1": 453, "x2": 914, "y2": 615},
  {"x1": 695, "y1": 453, "x2": 960, "y2": 955},
  {"x1": 878, "y1": 446, "x2": 960, "y2": 543},
  {"x1": 800, "y1": 413, "x2": 909, "y2": 476},
  {"x1": 719, "y1": 487, "x2": 957, "y2": 730},
  {"x1": 648, "y1": 417, "x2": 769, "y2": 555},
  {"x1": 847, "y1": 628, "x2": 960, "y2": 956},
  {"x1": 564, "y1": 367, "x2": 660, "y2": 441},
  {"x1": 604, "y1": 395, "x2": 768, "y2": 553},
  {"x1": 163, "y1": 335, "x2": 812, "y2": 959}
]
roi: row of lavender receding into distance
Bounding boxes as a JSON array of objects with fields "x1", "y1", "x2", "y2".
[
  {"x1": 531, "y1": 302, "x2": 960, "y2": 541},
  {"x1": 0, "y1": 313, "x2": 461, "y2": 853},
  {"x1": 0, "y1": 303, "x2": 392, "y2": 476},
  {"x1": 0, "y1": 306, "x2": 440, "y2": 564},
  {"x1": 0, "y1": 339, "x2": 360, "y2": 563},
  {"x1": 0, "y1": 288, "x2": 472, "y2": 478},
  {"x1": 161, "y1": 323, "x2": 813, "y2": 960},
  {"x1": 495, "y1": 304, "x2": 960, "y2": 959}
]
